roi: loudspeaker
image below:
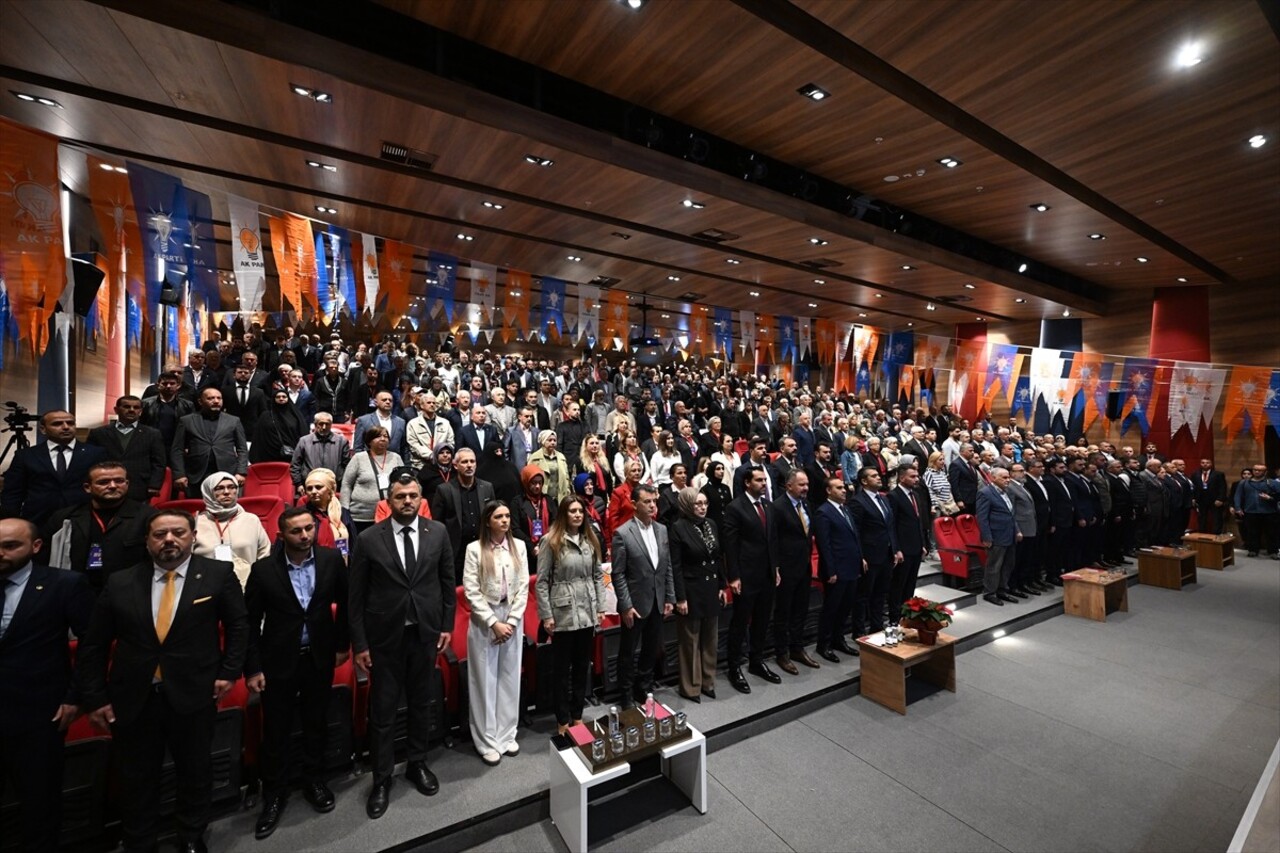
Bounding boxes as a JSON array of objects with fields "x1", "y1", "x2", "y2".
[{"x1": 69, "y1": 253, "x2": 106, "y2": 316}]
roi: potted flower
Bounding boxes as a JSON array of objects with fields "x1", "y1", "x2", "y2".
[{"x1": 900, "y1": 597, "x2": 954, "y2": 646}]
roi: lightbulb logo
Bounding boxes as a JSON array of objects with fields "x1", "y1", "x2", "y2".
[
  {"x1": 148, "y1": 210, "x2": 175, "y2": 253},
  {"x1": 5, "y1": 168, "x2": 59, "y2": 233},
  {"x1": 365, "y1": 252, "x2": 378, "y2": 279},
  {"x1": 238, "y1": 226, "x2": 260, "y2": 260}
]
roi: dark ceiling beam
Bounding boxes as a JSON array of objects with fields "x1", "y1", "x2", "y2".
[
  {"x1": 732, "y1": 0, "x2": 1237, "y2": 287},
  {"x1": 85, "y1": 0, "x2": 1103, "y2": 316}
]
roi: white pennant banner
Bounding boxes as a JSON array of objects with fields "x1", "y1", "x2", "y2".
[
  {"x1": 227, "y1": 195, "x2": 266, "y2": 312},
  {"x1": 360, "y1": 233, "x2": 380, "y2": 316},
  {"x1": 739, "y1": 309, "x2": 756, "y2": 356},
  {"x1": 577, "y1": 284, "x2": 600, "y2": 345},
  {"x1": 1029, "y1": 347, "x2": 1069, "y2": 416},
  {"x1": 798, "y1": 317, "x2": 813, "y2": 359},
  {"x1": 1169, "y1": 361, "x2": 1229, "y2": 440},
  {"x1": 470, "y1": 262, "x2": 496, "y2": 323}
]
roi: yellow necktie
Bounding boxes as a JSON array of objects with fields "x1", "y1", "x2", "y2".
[
  {"x1": 796, "y1": 502, "x2": 808, "y2": 535},
  {"x1": 155, "y1": 570, "x2": 176, "y2": 679}
]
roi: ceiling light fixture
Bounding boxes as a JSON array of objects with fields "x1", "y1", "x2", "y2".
[
  {"x1": 291, "y1": 84, "x2": 332, "y2": 103},
  {"x1": 858, "y1": 313, "x2": 868, "y2": 318},
  {"x1": 963, "y1": 282, "x2": 977, "y2": 289},
  {"x1": 926, "y1": 304, "x2": 936, "y2": 311},
  {"x1": 1088, "y1": 233, "x2": 1106, "y2": 240},
  {"x1": 976, "y1": 316, "x2": 985, "y2": 321},
  {"x1": 681, "y1": 199, "x2": 706, "y2": 209},
  {"x1": 1174, "y1": 42, "x2": 1203, "y2": 68},
  {"x1": 874, "y1": 293, "x2": 884, "y2": 298},
  {"x1": 1249, "y1": 134, "x2": 1267, "y2": 149},
  {"x1": 797, "y1": 83, "x2": 830, "y2": 101},
  {"x1": 457, "y1": 233, "x2": 474, "y2": 241},
  {"x1": 813, "y1": 278, "x2": 825, "y2": 285},
  {"x1": 1030, "y1": 203, "x2": 1051, "y2": 212},
  {"x1": 612, "y1": 231, "x2": 633, "y2": 240},
  {"x1": 11, "y1": 91, "x2": 62, "y2": 108},
  {"x1": 1018, "y1": 263, "x2": 1029, "y2": 273},
  {"x1": 809, "y1": 237, "x2": 829, "y2": 245},
  {"x1": 807, "y1": 302, "x2": 818, "y2": 308},
  {"x1": 566, "y1": 255, "x2": 582, "y2": 262},
  {"x1": 667, "y1": 275, "x2": 681, "y2": 281},
  {"x1": 482, "y1": 201, "x2": 504, "y2": 209},
  {"x1": 1177, "y1": 276, "x2": 1188, "y2": 282},
  {"x1": 315, "y1": 205, "x2": 336, "y2": 215},
  {"x1": 1062, "y1": 309, "x2": 1071, "y2": 317},
  {"x1": 1014, "y1": 298, "x2": 1026, "y2": 303},
  {"x1": 1135, "y1": 256, "x2": 1149, "y2": 263},
  {"x1": 619, "y1": 0, "x2": 647, "y2": 9},
  {"x1": 907, "y1": 322, "x2": 914, "y2": 327},
  {"x1": 937, "y1": 157, "x2": 962, "y2": 168},
  {"x1": 726, "y1": 258, "x2": 741, "y2": 265},
  {"x1": 525, "y1": 155, "x2": 554, "y2": 167},
  {"x1": 749, "y1": 291, "x2": 760, "y2": 297},
  {"x1": 901, "y1": 265, "x2": 915, "y2": 270}
]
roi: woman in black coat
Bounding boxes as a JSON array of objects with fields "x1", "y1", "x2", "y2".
[
  {"x1": 699, "y1": 460, "x2": 733, "y2": 530},
  {"x1": 669, "y1": 487, "x2": 727, "y2": 703},
  {"x1": 250, "y1": 387, "x2": 307, "y2": 463}
]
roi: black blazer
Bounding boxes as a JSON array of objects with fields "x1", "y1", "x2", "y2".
[
  {"x1": 1067, "y1": 473, "x2": 1099, "y2": 522},
  {"x1": 0, "y1": 565, "x2": 94, "y2": 731},
  {"x1": 244, "y1": 545, "x2": 349, "y2": 680},
  {"x1": 722, "y1": 493, "x2": 779, "y2": 593},
  {"x1": 77, "y1": 555, "x2": 249, "y2": 723},
  {"x1": 222, "y1": 384, "x2": 269, "y2": 424},
  {"x1": 430, "y1": 478, "x2": 497, "y2": 572},
  {"x1": 0, "y1": 441, "x2": 107, "y2": 527},
  {"x1": 456, "y1": 422, "x2": 504, "y2": 457},
  {"x1": 1025, "y1": 476, "x2": 1054, "y2": 533},
  {"x1": 947, "y1": 458, "x2": 979, "y2": 511},
  {"x1": 87, "y1": 424, "x2": 167, "y2": 500},
  {"x1": 43, "y1": 499, "x2": 155, "y2": 591},
  {"x1": 849, "y1": 489, "x2": 900, "y2": 565},
  {"x1": 888, "y1": 485, "x2": 927, "y2": 556},
  {"x1": 1045, "y1": 475, "x2": 1076, "y2": 528},
  {"x1": 170, "y1": 412, "x2": 249, "y2": 481},
  {"x1": 668, "y1": 517, "x2": 725, "y2": 619},
  {"x1": 1192, "y1": 469, "x2": 1227, "y2": 509},
  {"x1": 771, "y1": 493, "x2": 814, "y2": 572},
  {"x1": 733, "y1": 459, "x2": 781, "y2": 498},
  {"x1": 348, "y1": 517, "x2": 456, "y2": 653}
]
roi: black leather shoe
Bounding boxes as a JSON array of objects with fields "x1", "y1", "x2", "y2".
[
  {"x1": 728, "y1": 667, "x2": 751, "y2": 694},
  {"x1": 180, "y1": 839, "x2": 209, "y2": 853},
  {"x1": 302, "y1": 781, "x2": 335, "y2": 813},
  {"x1": 678, "y1": 690, "x2": 701, "y2": 703},
  {"x1": 816, "y1": 645, "x2": 840, "y2": 663},
  {"x1": 1008, "y1": 589, "x2": 1029, "y2": 599},
  {"x1": 748, "y1": 662, "x2": 782, "y2": 684},
  {"x1": 998, "y1": 592, "x2": 1019, "y2": 603},
  {"x1": 406, "y1": 761, "x2": 439, "y2": 796},
  {"x1": 1019, "y1": 586, "x2": 1042, "y2": 596},
  {"x1": 1047, "y1": 577, "x2": 1064, "y2": 587},
  {"x1": 366, "y1": 779, "x2": 392, "y2": 819},
  {"x1": 833, "y1": 639, "x2": 859, "y2": 656},
  {"x1": 254, "y1": 796, "x2": 286, "y2": 840},
  {"x1": 700, "y1": 686, "x2": 717, "y2": 699},
  {"x1": 983, "y1": 593, "x2": 1004, "y2": 606}
]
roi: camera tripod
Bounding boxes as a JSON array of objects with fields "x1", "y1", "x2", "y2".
[{"x1": 0, "y1": 424, "x2": 31, "y2": 470}]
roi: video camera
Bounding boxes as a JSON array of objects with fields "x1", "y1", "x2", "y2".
[{"x1": 3, "y1": 401, "x2": 38, "y2": 432}]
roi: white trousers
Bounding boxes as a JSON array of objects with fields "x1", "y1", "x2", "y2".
[{"x1": 467, "y1": 602, "x2": 523, "y2": 755}]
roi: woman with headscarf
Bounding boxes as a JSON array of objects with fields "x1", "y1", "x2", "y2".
[
  {"x1": 699, "y1": 460, "x2": 733, "y2": 530},
  {"x1": 249, "y1": 386, "x2": 307, "y2": 463},
  {"x1": 573, "y1": 473, "x2": 606, "y2": 542},
  {"x1": 528, "y1": 429, "x2": 571, "y2": 504},
  {"x1": 193, "y1": 471, "x2": 272, "y2": 588},
  {"x1": 478, "y1": 440, "x2": 523, "y2": 506},
  {"x1": 512, "y1": 465, "x2": 558, "y2": 570},
  {"x1": 669, "y1": 486, "x2": 726, "y2": 702},
  {"x1": 301, "y1": 467, "x2": 355, "y2": 561}
]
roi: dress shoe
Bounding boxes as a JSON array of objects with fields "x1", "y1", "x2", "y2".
[
  {"x1": 816, "y1": 645, "x2": 840, "y2": 664},
  {"x1": 700, "y1": 686, "x2": 717, "y2": 699},
  {"x1": 302, "y1": 781, "x2": 335, "y2": 813},
  {"x1": 1008, "y1": 589, "x2": 1029, "y2": 599},
  {"x1": 504, "y1": 741, "x2": 520, "y2": 757},
  {"x1": 678, "y1": 690, "x2": 702, "y2": 703},
  {"x1": 728, "y1": 667, "x2": 752, "y2": 694},
  {"x1": 997, "y1": 592, "x2": 1019, "y2": 603},
  {"x1": 775, "y1": 654, "x2": 799, "y2": 675},
  {"x1": 1019, "y1": 586, "x2": 1042, "y2": 596},
  {"x1": 793, "y1": 649, "x2": 821, "y2": 669},
  {"x1": 179, "y1": 841, "x2": 209, "y2": 853},
  {"x1": 406, "y1": 761, "x2": 439, "y2": 796},
  {"x1": 983, "y1": 593, "x2": 1005, "y2": 606},
  {"x1": 748, "y1": 661, "x2": 782, "y2": 684},
  {"x1": 833, "y1": 639, "x2": 859, "y2": 656},
  {"x1": 254, "y1": 795, "x2": 286, "y2": 840},
  {"x1": 365, "y1": 779, "x2": 391, "y2": 820},
  {"x1": 1047, "y1": 577, "x2": 1064, "y2": 587}
]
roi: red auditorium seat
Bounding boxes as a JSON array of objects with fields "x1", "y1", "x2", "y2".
[
  {"x1": 243, "y1": 462, "x2": 294, "y2": 503},
  {"x1": 150, "y1": 467, "x2": 173, "y2": 506},
  {"x1": 240, "y1": 496, "x2": 285, "y2": 541},
  {"x1": 156, "y1": 498, "x2": 205, "y2": 516}
]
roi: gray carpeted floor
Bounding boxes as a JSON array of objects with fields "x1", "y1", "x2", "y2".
[{"x1": 461, "y1": 554, "x2": 1280, "y2": 852}]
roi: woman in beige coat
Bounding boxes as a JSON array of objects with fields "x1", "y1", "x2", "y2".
[
  {"x1": 528, "y1": 429, "x2": 571, "y2": 504},
  {"x1": 193, "y1": 471, "x2": 272, "y2": 588}
]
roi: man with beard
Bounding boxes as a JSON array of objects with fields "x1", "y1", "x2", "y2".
[
  {"x1": 171, "y1": 388, "x2": 248, "y2": 498},
  {"x1": 43, "y1": 462, "x2": 155, "y2": 594}
]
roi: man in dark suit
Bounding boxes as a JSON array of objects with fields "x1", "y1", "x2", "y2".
[
  {"x1": 1021, "y1": 459, "x2": 1054, "y2": 590},
  {"x1": 88, "y1": 395, "x2": 167, "y2": 502},
  {"x1": 352, "y1": 390, "x2": 409, "y2": 457},
  {"x1": 792, "y1": 411, "x2": 816, "y2": 467},
  {"x1": 0, "y1": 518, "x2": 95, "y2": 852},
  {"x1": 0, "y1": 409, "x2": 106, "y2": 527},
  {"x1": 78, "y1": 509, "x2": 248, "y2": 853},
  {"x1": 182, "y1": 349, "x2": 215, "y2": 397},
  {"x1": 1193, "y1": 458, "x2": 1228, "y2": 534},
  {"x1": 947, "y1": 442, "x2": 979, "y2": 514},
  {"x1": 349, "y1": 472, "x2": 454, "y2": 819},
  {"x1": 430, "y1": 448, "x2": 495, "y2": 577},
  {"x1": 771, "y1": 470, "x2": 817, "y2": 674},
  {"x1": 171, "y1": 388, "x2": 249, "y2": 498},
  {"x1": 221, "y1": 361, "x2": 269, "y2": 426},
  {"x1": 887, "y1": 465, "x2": 928, "y2": 615},
  {"x1": 750, "y1": 404, "x2": 774, "y2": 452},
  {"x1": 849, "y1": 467, "x2": 901, "y2": 634},
  {"x1": 43, "y1": 462, "x2": 154, "y2": 594},
  {"x1": 285, "y1": 369, "x2": 318, "y2": 425},
  {"x1": 1065, "y1": 456, "x2": 1101, "y2": 569},
  {"x1": 245, "y1": 507, "x2": 350, "y2": 839},
  {"x1": 722, "y1": 466, "x2": 781, "y2": 693},
  {"x1": 1044, "y1": 458, "x2": 1076, "y2": 584},
  {"x1": 1103, "y1": 458, "x2": 1134, "y2": 566},
  {"x1": 455, "y1": 405, "x2": 504, "y2": 458},
  {"x1": 611, "y1": 484, "x2": 675, "y2": 707},
  {"x1": 805, "y1": 441, "x2": 839, "y2": 511},
  {"x1": 813, "y1": 477, "x2": 864, "y2": 662},
  {"x1": 733, "y1": 436, "x2": 780, "y2": 502},
  {"x1": 140, "y1": 371, "x2": 197, "y2": 448},
  {"x1": 1170, "y1": 459, "x2": 1195, "y2": 538},
  {"x1": 977, "y1": 468, "x2": 1021, "y2": 606}
]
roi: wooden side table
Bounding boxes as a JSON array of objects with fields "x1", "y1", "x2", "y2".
[
  {"x1": 1062, "y1": 569, "x2": 1129, "y2": 621},
  {"x1": 856, "y1": 631, "x2": 957, "y2": 715},
  {"x1": 1137, "y1": 547, "x2": 1197, "y2": 589},
  {"x1": 1182, "y1": 533, "x2": 1236, "y2": 570}
]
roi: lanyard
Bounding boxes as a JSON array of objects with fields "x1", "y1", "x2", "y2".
[{"x1": 91, "y1": 511, "x2": 111, "y2": 533}]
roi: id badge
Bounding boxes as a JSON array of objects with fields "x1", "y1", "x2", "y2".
[
  {"x1": 214, "y1": 544, "x2": 234, "y2": 562},
  {"x1": 531, "y1": 518, "x2": 544, "y2": 539},
  {"x1": 336, "y1": 538, "x2": 349, "y2": 559},
  {"x1": 87, "y1": 543, "x2": 104, "y2": 571}
]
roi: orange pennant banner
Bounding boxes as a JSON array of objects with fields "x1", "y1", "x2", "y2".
[
  {"x1": 503, "y1": 269, "x2": 531, "y2": 342},
  {"x1": 1223, "y1": 365, "x2": 1274, "y2": 444},
  {"x1": 378, "y1": 238, "x2": 412, "y2": 327}
]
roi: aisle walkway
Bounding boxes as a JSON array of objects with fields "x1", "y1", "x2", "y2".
[{"x1": 461, "y1": 554, "x2": 1280, "y2": 853}]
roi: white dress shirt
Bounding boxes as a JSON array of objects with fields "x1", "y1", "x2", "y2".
[
  {"x1": 49, "y1": 439, "x2": 76, "y2": 470},
  {"x1": 151, "y1": 557, "x2": 192, "y2": 625},
  {"x1": 636, "y1": 519, "x2": 660, "y2": 566}
]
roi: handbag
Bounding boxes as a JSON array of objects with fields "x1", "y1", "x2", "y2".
[{"x1": 938, "y1": 499, "x2": 961, "y2": 516}]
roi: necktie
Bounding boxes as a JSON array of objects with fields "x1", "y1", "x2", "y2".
[
  {"x1": 841, "y1": 505, "x2": 856, "y2": 530},
  {"x1": 55, "y1": 445, "x2": 67, "y2": 475},
  {"x1": 909, "y1": 490, "x2": 919, "y2": 516},
  {"x1": 876, "y1": 494, "x2": 889, "y2": 519},
  {"x1": 239, "y1": 385, "x2": 248, "y2": 406},
  {"x1": 0, "y1": 579, "x2": 16, "y2": 638},
  {"x1": 401, "y1": 526, "x2": 416, "y2": 573},
  {"x1": 795, "y1": 501, "x2": 808, "y2": 535},
  {"x1": 155, "y1": 570, "x2": 177, "y2": 679},
  {"x1": 754, "y1": 499, "x2": 767, "y2": 529}
]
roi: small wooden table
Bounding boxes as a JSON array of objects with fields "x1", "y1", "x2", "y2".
[
  {"x1": 1062, "y1": 568, "x2": 1129, "y2": 621},
  {"x1": 856, "y1": 630, "x2": 957, "y2": 715},
  {"x1": 1137, "y1": 547, "x2": 1197, "y2": 589},
  {"x1": 1182, "y1": 533, "x2": 1236, "y2": 570}
]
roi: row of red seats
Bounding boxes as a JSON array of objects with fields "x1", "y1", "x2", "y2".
[{"x1": 934, "y1": 514, "x2": 987, "y2": 586}]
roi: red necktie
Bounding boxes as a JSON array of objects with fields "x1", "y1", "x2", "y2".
[
  {"x1": 909, "y1": 491, "x2": 919, "y2": 516},
  {"x1": 755, "y1": 500, "x2": 767, "y2": 529}
]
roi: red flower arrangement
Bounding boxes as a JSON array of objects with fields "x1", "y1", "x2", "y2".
[{"x1": 900, "y1": 597, "x2": 954, "y2": 628}]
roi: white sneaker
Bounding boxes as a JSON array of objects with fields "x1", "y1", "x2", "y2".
[
  {"x1": 480, "y1": 749, "x2": 501, "y2": 766},
  {"x1": 504, "y1": 741, "x2": 520, "y2": 756}
]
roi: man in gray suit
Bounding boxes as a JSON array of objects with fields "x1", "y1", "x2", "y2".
[
  {"x1": 170, "y1": 387, "x2": 248, "y2": 497},
  {"x1": 1004, "y1": 466, "x2": 1041, "y2": 598},
  {"x1": 611, "y1": 483, "x2": 675, "y2": 708}
]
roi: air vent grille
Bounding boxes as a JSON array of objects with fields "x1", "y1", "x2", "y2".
[{"x1": 381, "y1": 141, "x2": 437, "y2": 171}]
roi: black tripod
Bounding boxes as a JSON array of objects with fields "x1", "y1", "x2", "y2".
[{"x1": 0, "y1": 422, "x2": 32, "y2": 470}]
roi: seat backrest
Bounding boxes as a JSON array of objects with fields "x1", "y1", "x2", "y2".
[
  {"x1": 244, "y1": 462, "x2": 294, "y2": 503},
  {"x1": 523, "y1": 574, "x2": 541, "y2": 643},
  {"x1": 239, "y1": 496, "x2": 285, "y2": 541},
  {"x1": 150, "y1": 467, "x2": 173, "y2": 506},
  {"x1": 933, "y1": 516, "x2": 961, "y2": 548},
  {"x1": 956, "y1": 514, "x2": 982, "y2": 546},
  {"x1": 157, "y1": 498, "x2": 206, "y2": 516},
  {"x1": 451, "y1": 586, "x2": 471, "y2": 661}
]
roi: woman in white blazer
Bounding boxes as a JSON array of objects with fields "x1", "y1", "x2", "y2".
[{"x1": 463, "y1": 500, "x2": 530, "y2": 766}]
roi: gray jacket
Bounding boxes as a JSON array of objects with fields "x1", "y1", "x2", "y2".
[
  {"x1": 1006, "y1": 479, "x2": 1037, "y2": 538},
  {"x1": 535, "y1": 533, "x2": 607, "y2": 632},
  {"x1": 611, "y1": 518, "x2": 676, "y2": 618}
]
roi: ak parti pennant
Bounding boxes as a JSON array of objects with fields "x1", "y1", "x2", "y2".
[
  {"x1": 951, "y1": 340, "x2": 988, "y2": 422},
  {"x1": 1064, "y1": 352, "x2": 1112, "y2": 433},
  {"x1": 756, "y1": 313, "x2": 776, "y2": 363},
  {"x1": 688, "y1": 309, "x2": 709, "y2": 357},
  {"x1": 268, "y1": 213, "x2": 316, "y2": 313},
  {"x1": 87, "y1": 155, "x2": 145, "y2": 341},
  {"x1": 602, "y1": 288, "x2": 628, "y2": 345},
  {"x1": 1222, "y1": 365, "x2": 1275, "y2": 444},
  {"x1": 378, "y1": 238, "x2": 412, "y2": 327},
  {"x1": 502, "y1": 269, "x2": 531, "y2": 342},
  {"x1": 0, "y1": 117, "x2": 65, "y2": 352}
]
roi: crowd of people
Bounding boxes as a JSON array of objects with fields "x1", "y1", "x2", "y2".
[{"x1": 1, "y1": 324, "x2": 1278, "y2": 851}]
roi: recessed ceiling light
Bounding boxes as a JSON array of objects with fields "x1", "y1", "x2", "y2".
[
  {"x1": 291, "y1": 84, "x2": 312, "y2": 96},
  {"x1": 926, "y1": 304, "x2": 936, "y2": 311},
  {"x1": 809, "y1": 237, "x2": 829, "y2": 246},
  {"x1": 813, "y1": 279, "x2": 825, "y2": 285},
  {"x1": 667, "y1": 275, "x2": 681, "y2": 281},
  {"x1": 1174, "y1": 42, "x2": 1203, "y2": 68},
  {"x1": 482, "y1": 201, "x2": 504, "y2": 209},
  {"x1": 726, "y1": 258, "x2": 741, "y2": 265},
  {"x1": 937, "y1": 157, "x2": 962, "y2": 168},
  {"x1": 1018, "y1": 263, "x2": 1029, "y2": 273},
  {"x1": 525, "y1": 155, "x2": 554, "y2": 167},
  {"x1": 661, "y1": 314, "x2": 670, "y2": 319},
  {"x1": 907, "y1": 322, "x2": 914, "y2": 327},
  {"x1": 1088, "y1": 233, "x2": 1106, "y2": 240},
  {"x1": 1062, "y1": 309, "x2": 1071, "y2": 317},
  {"x1": 306, "y1": 160, "x2": 321, "y2": 168},
  {"x1": 12, "y1": 91, "x2": 36, "y2": 102},
  {"x1": 1248, "y1": 134, "x2": 1267, "y2": 149},
  {"x1": 681, "y1": 199, "x2": 706, "y2": 209},
  {"x1": 807, "y1": 302, "x2": 818, "y2": 308},
  {"x1": 901, "y1": 265, "x2": 915, "y2": 271},
  {"x1": 619, "y1": 0, "x2": 647, "y2": 9},
  {"x1": 307, "y1": 160, "x2": 337, "y2": 171},
  {"x1": 963, "y1": 283, "x2": 977, "y2": 289},
  {"x1": 976, "y1": 316, "x2": 985, "y2": 321},
  {"x1": 858, "y1": 313, "x2": 868, "y2": 318},
  {"x1": 291, "y1": 84, "x2": 332, "y2": 103},
  {"x1": 874, "y1": 293, "x2": 884, "y2": 298},
  {"x1": 315, "y1": 205, "x2": 336, "y2": 215},
  {"x1": 1015, "y1": 298, "x2": 1026, "y2": 303},
  {"x1": 749, "y1": 291, "x2": 760, "y2": 297},
  {"x1": 1177, "y1": 276, "x2": 1188, "y2": 282},
  {"x1": 314, "y1": 92, "x2": 332, "y2": 103},
  {"x1": 457, "y1": 234, "x2": 474, "y2": 241},
  {"x1": 1030, "y1": 203, "x2": 1051, "y2": 212},
  {"x1": 11, "y1": 91, "x2": 62, "y2": 108},
  {"x1": 797, "y1": 83, "x2": 830, "y2": 101},
  {"x1": 1131, "y1": 257, "x2": 1149, "y2": 264},
  {"x1": 566, "y1": 255, "x2": 582, "y2": 262},
  {"x1": 35, "y1": 96, "x2": 61, "y2": 108}
]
